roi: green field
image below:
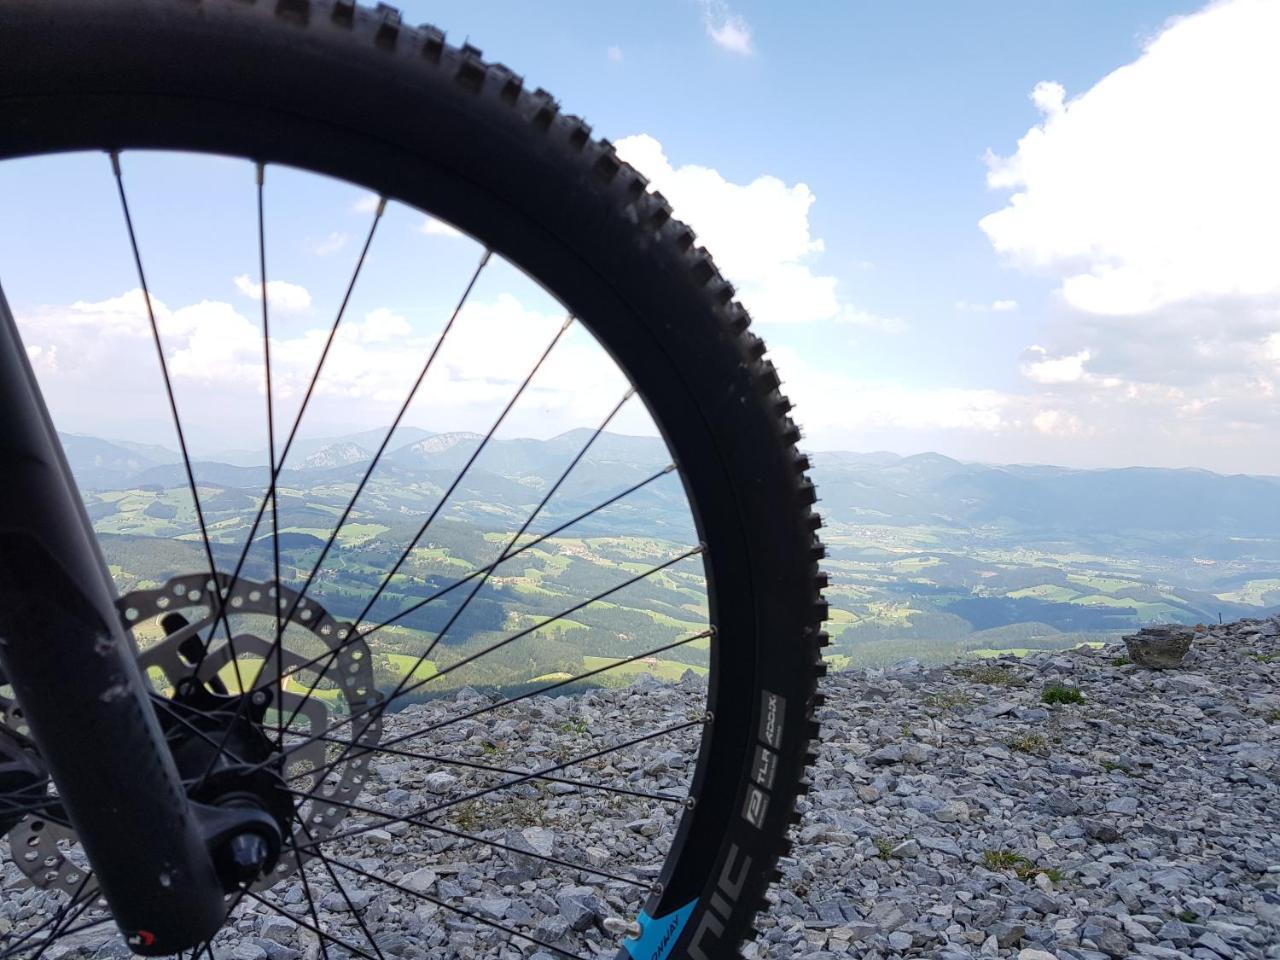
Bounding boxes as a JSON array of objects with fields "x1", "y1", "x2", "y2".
[{"x1": 581, "y1": 655, "x2": 708, "y2": 683}]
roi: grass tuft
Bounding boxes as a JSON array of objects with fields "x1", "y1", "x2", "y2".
[
  {"x1": 925, "y1": 690, "x2": 973, "y2": 710},
  {"x1": 982, "y1": 849, "x2": 1064, "y2": 883},
  {"x1": 981, "y1": 849, "x2": 1029, "y2": 871},
  {"x1": 956, "y1": 664, "x2": 1024, "y2": 687},
  {"x1": 1042, "y1": 684, "x2": 1085, "y2": 706},
  {"x1": 1009, "y1": 733, "x2": 1047, "y2": 754}
]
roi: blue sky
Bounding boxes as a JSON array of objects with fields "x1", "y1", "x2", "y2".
[{"x1": 4, "y1": 0, "x2": 1278, "y2": 471}]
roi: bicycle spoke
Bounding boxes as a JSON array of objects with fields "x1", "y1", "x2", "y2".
[
  {"x1": 196, "y1": 189, "x2": 387, "y2": 671},
  {"x1": 263, "y1": 463, "x2": 678, "y2": 715},
  {"x1": 321, "y1": 855, "x2": 587, "y2": 960},
  {"x1": 291, "y1": 814, "x2": 386, "y2": 960},
  {"x1": 272, "y1": 545, "x2": 703, "y2": 771},
  {"x1": 287, "y1": 830, "x2": 330, "y2": 960},
  {"x1": 242, "y1": 888, "x2": 378, "y2": 960},
  {"x1": 0, "y1": 797, "x2": 60, "y2": 819},
  {"x1": 19, "y1": 890, "x2": 97, "y2": 960},
  {"x1": 196, "y1": 216, "x2": 481, "y2": 779},
  {"x1": 267, "y1": 246, "x2": 494, "y2": 723},
  {"x1": 192, "y1": 190, "x2": 388, "y2": 787},
  {"x1": 349, "y1": 299, "x2": 557, "y2": 635},
  {"x1": 257, "y1": 163, "x2": 284, "y2": 748},
  {"x1": 308, "y1": 736, "x2": 684, "y2": 802},
  {"x1": 283, "y1": 380, "x2": 634, "y2": 733},
  {"x1": 0, "y1": 877, "x2": 94, "y2": 960},
  {"x1": 281, "y1": 787, "x2": 650, "y2": 888},
  {"x1": 149, "y1": 695, "x2": 251, "y2": 766},
  {"x1": 295, "y1": 717, "x2": 701, "y2": 852},
  {"x1": 0, "y1": 778, "x2": 62, "y2": 817},
  {"x1": 110, "y1": 152, "x2": 243, "y2": 692},
  {"x1": 354, "y1": 629, "x2": 712, "y2": 760}
]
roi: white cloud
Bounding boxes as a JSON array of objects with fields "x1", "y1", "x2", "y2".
[
  {"x1": 25, "y1": 343, "x2": 56, "y2": 373},
  {"x1": 352, "y1": 194, "x2": 381, "y2": 214},
  {"x1": 233, "y1": 275, "x2": 312, "y2": 312},
  {"x1": 956, "y1": 299, "x2": 1019, "y2": 313},
  {"x1": 1032, "y1": 409, "x2": 1085, "y2": 436},
  {"x1": 312, "y1": 232, "x2": 348, "y2": 256},
  {"x1": 962, "y1": 0, "x2": 1280, "y2": 469},
  {"x1": 166, "y1": 300, "x2": 266, "y2": 386},
  {"x1": 615, "y1": 134, "x2": 888, "y2": 328},
  {"x1": 419, "y1": 216, "x2": 463, "y2": 238},
  {"x1": 980, "y1": 0, "x2": 1280, "y2": 316},
  {"x1": 607, "y1": 45, "x2": 624, "y2": 62},
  {"x1": 16, "y1": 288, "x2": 640, "y2": 449},
  {"x1": 700, "y1": 0, "x2": 753, "y2": 55},
  {"x1": 764, "y1": 347, "x2": 1009, "y2": 434},
  {"x1": 343, "y1": 308, "x2": 411, "y2": 343},
  {"x1": 1021, "y1": 346, "x2": 1091, "y2": 385},
  {"x1": 21, "y1": 284, "x2": 1280, "y2": 472}
]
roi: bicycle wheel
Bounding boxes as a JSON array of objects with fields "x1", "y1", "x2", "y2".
[{"x1": 0, "y1": 2, "x2": 828, "y2": 958}]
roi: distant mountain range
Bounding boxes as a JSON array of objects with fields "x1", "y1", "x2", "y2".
[
  {"x1": 58, "y1": 431, "x2": 1280, "y2": 547},
  {"x1": 811, "y1": 450, "x2": 1280, "y2": 538}
]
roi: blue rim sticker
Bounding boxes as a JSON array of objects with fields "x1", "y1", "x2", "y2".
[{"x1": 623, "y1": 900, "x2": 698, "y2": 960}]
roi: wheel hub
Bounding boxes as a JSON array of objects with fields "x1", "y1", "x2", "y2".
[{"x1": 0, "y1": 572, "x2": 383, "y2": 895}]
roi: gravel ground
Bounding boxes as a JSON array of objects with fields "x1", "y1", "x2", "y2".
[
  {"x1": 3, "y1": 619, "x2": 1278, "y2": 960},
  {"x1": 774, "y1": 619, "x2": 1280, "y2": 960}
]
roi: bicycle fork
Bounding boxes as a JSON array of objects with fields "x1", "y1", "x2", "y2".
[{"x1": 0, "y1": 284, "x2": 229, "y2": 954}]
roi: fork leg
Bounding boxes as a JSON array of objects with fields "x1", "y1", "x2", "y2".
[{"x1": 0, "y1": 284, "x2": 227, "y2": 954}]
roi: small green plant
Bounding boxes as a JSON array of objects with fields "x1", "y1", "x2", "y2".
[
  {"x1": 1009, "y1": 733, "x2": 1047, "y2": 754},
  {"x1": 1101, "y1": 758, "x2": 1127, "y2": 773},
  {"x1": 1042, "y1": 684, "x2": 1085, "y2": 706},
  {"x1": 956, "y1": 665, "x2": 1024, "y2": 687},
  {"x1": 1251, "y1": 653, "x2": 1279, "y2": 663},
  {"x1": 559, "y1": 717, "x2": 589, "y2": 735},
  {"x1": 925, "y1": 690, "x2": 973, "y2": 710},
  {"x1": 1017, "y1": 863, "x2": 1065, "y2": 883},
  {"x1": 480, "y1": 740, "x2": 499, "y2": 755},
  {"x1": 982, "y1": 849, "x2": 1063, "y2": 883},
  {"x1": 450, "y1": 800, "x2": 481, "y2": 832},
  {"x1": 873, "y1": 837, "x2": 895, "y2": 860},
  {"x1": 1176, "y1": 909, "x2": 1197, "y2": 923},
  {"x1": 1110, "y1": 656, "x2": 1132, "y2": 667},
  {"x1": 982, "y1": 849, "x2": 1030, "y2": 871},
  {"x1": 1265, "y1": 709, "x2": 1280, "y2": 723}
]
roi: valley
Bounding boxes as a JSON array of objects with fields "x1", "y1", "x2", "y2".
[{"x1": 64, "y1": 430, "x2": 1280, "y2": 707}]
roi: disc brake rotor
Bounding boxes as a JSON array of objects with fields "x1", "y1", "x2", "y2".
[{"x1": 1, "y1": 572, "x2": 382, "y2": 895}]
